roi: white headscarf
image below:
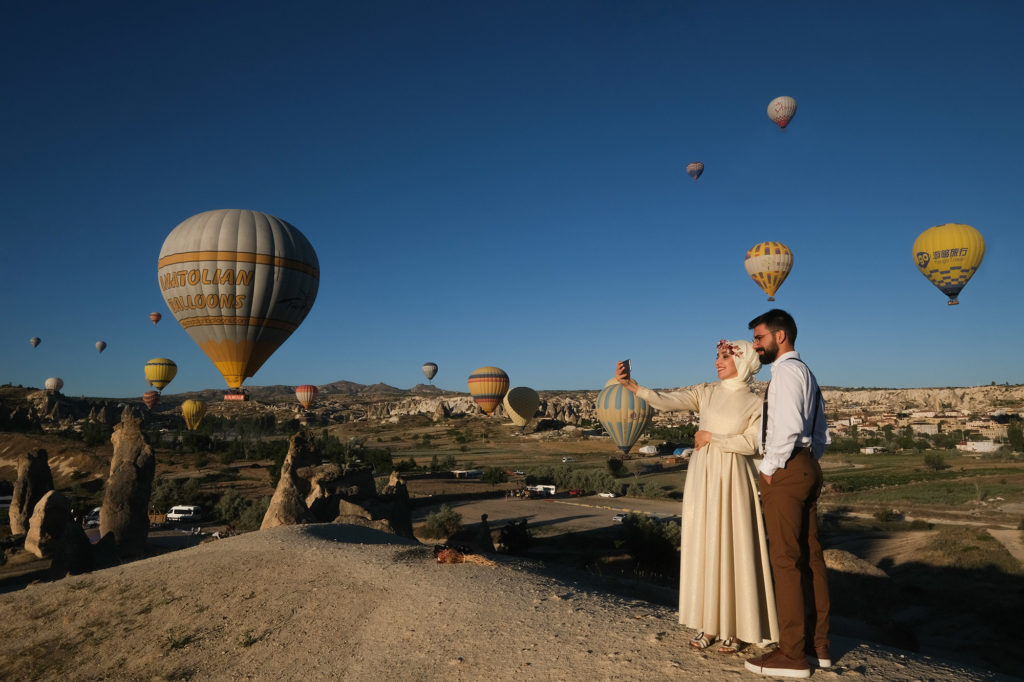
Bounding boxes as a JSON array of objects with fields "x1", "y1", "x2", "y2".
[{"x1": 717, "y1": 338, "x2": 761, "y2": 390}]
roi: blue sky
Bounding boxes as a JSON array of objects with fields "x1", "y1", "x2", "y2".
[{"x1": 2, "y1": 1, "x2": 1022, "y2": 398}]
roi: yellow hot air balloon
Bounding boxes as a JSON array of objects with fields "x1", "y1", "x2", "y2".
[
  {"x1": 158, "y1": 209, "x2": 320, "y2": 389},
  {"x1": 745, "y1": 241, "x2": 793, "y2": 300},
  {"x1": 145, "y1": 358, "x2": 177, "y2": 390},
  {"x1": 467, "y1": 366, "x2": 509, "y2": 415},
  {"x1": 181, "y1": 399, "x2": 207, "y2": 431},
  {"x1": 913, "y1": 223, "x2": 985, "y2": 305},
  {"x1": 503, "y1": 386, "x2": 540, "y2": 428},
  {"x1": 596, "y1": 380, "x2": 652, "y2": 456}
]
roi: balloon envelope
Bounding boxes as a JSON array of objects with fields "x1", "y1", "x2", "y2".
[
  {"x1": 467, "y1": 367, "x2": 509, "y2": 415},
  {"x1": 95, "y1": 341, "x2": 107, "y2": 353},
  {"x1": 767, "y1": 96, "x2": 797, "y2": 129},
  {"x1": 145, "y1": 358, "x2": 177, "y2": 389},
  {"x1": 596, "y1": 382, "x2": 652, "y2": 456},
  {"x1": 503, "y1": 386, "x2": 540, "y2": 427},
  {"x1": 30, "y1": 337, "x2": 40, "y2": 348},
  {"x1": 913, "y1": 223, "x2": 985, "y2": 305},
  {"x1": 142, "y1": 390, "x2": 160, "y2": 410},
  {"x1": 158, "y1": 209, "x2": 320, "y2": 388},
  {"x1": 686, "y1": 162, "x2": 704, "y2": 181},
  {"x1": 181, "y1": 399, "x2": 207, "y2": 431},
  {"x1": 149, "y1": 312, "x2": 162, "y2": 325},
  {"x1": 45, "y1": 377, "x2": 64, "y2": 392},
  {"x1": 422, "y1": 362, "x2": 438, "y2": 381},
  {"x1": 295, "y1": 384, "x2": 319, "y2": 409},
  {"x1": 745, "y1": 241, "x2": 793, "y2": 300}
]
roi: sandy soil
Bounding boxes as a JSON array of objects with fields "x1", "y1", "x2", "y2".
[{"x1": 0, "y1": 524, "x2": 1012, "y2": 681}]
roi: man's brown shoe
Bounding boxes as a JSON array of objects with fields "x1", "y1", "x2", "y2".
[{"x1": 745, "y1": 649, "x2": 811, "y2": 678}]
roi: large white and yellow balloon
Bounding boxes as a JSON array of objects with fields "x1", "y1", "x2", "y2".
[
  {"x1": 596, "y1": 379, "x2": 652, "y2": 456},
  {"x1": 745, "y1": 241, "x2": 793, "y2": 300},
  {"x1": 158, "y1": 209, "x2": 319, "y2": 389},
  {"x1": 913, "y1": 223, "x2": 985, "y2": 305},
  {"x1": 503, "y1": 386, "x2": 540, "y2": 428}
]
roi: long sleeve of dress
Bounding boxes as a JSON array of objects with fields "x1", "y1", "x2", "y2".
[{"x1": 635, "y1": 385, "x2": 702, "y2": 413}]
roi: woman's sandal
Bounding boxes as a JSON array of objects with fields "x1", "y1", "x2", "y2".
[
  {"x1": 717, "y1": 637, "x2": 741, "y2": 654},
  {"x1": 689, "y1": 632, "x2": 715, "y2": 649}
]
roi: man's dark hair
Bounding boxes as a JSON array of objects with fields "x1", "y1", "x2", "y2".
[{"x1": 748, "y1": 308, "x2": 798, "y2": 345}]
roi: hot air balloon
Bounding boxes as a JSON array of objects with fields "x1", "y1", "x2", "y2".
[
  {"x1": 913, "y1": 223, "x2": 985, "y2": 305},
  {"x1": 45, "y1": 377, "x2": 63, "y2": 392},
  {"x1": 142, "y1": 390, "x2": 160, "y2": 410},
  {"x1": 686, "y1": 162, "x2": 704, "y2": 181},
  {"x1": 422, "y1": 362, "x2": 438, "y2": 382},
  {"x1": 149, "y1": 312, "x2": 162, "y2": 325},
  {"x1": 95, "y1": 341, "x2": 107, "y2": 353},
  {"x1": 467, "y1": 366, "x2": 509, "y2": 415},
  {"x1": 503, "y1": 386, "x2": 540, "y2": 428},
  {"x1": 767, "y1": 96, "x2": 797, "y2": 130},
  {"x1": 157, "y1": 209, "x2": 320, "y2": 389},
  {"x1": 596, "y1": 379, "x2": 652, "y2": 456},
  {"x1": 745, "y1": 241, "x2": 793, "y2": 300},
  {"x1": 145, "y1": 358, "x2": 177, "y2": 390},
  {"x1": 30, "y1": 337, "x2": 40, "y2": 348},
  {"x1": 295, "y1": 384, "x2": 318, "y2": 409},
  {"x1": 181, "y1": 399, "x2": 207, "y2": 431}
]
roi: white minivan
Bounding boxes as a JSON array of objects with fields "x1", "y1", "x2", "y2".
[{"x1": 166, "y1": 505, "x2": 202, "y2": 522}]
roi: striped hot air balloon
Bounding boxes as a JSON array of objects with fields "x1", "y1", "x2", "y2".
[
  {"x1": 149, "y1": 312, "x2": 162, "y2": 325},
  {"x1": 45, "y1": 377, "x2": 64, "y2": 393},
  {"x1": 145, "y1": 358, "x2": 177, "y2": 390},
  {"x1": 467, "y1": 367, "x2": 509, "y2": 415},
  {"x1": 596, "y1": 380, "x2": 652, "y2": 456},
  {"x1": 181, "y1": 399, "x2": 207, "y2": 431},
  {"x1": 913, "y1": 223, "x2": 985, "y2": 305},
  {"x1": 422, "y1": 362, "x2": 438, "y2": 381},
  {"x1": 157, "y1": 209, "x2": 319, "y2": 389},
  {"x1": 686, "y1": 162, "x2": 704, "y2": 181},
  {"x1": 295, "y1": 384, "x2": 318, "y2": 409},
  {"x1": 503, "y1": 386, "x2": 540, "y2": 428},
  {"x1": 767, "y1": 96, "x2": 797, "y2": 130},
  {"x1": 744, "y1": 241, "x2": 793, "y2": 300},
  {"x1": 142, "y1": 390, "x2": 160, "y2": 410}
]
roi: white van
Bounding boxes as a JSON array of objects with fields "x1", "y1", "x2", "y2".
[{"x1": 166, "y1": 505, "x2": 202, "y2": 522}]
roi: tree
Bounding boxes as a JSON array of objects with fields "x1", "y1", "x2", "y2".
[
  {"x1": 422, "y1": 504, "x2": 462, "y2": 538},
  {"x1": 923, "y1": 452, "x2": 946, "y2": 471},
  {"x1": 1008, "y1": 419, "x2": 1024, "y2": 453}
]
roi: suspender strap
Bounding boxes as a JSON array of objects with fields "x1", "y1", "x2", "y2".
[{"x1": 761, "y1": 360, "x2": 825, "y2": 456}]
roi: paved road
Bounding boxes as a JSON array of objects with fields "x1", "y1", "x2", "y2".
[{"x1": 412, "y1": 495, "x2": 682, "y2": 532}]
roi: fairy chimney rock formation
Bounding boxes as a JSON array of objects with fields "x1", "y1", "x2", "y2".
[
  {"x1": 261, "y1": 431, "x2": 320, "y2": 529},
  {"x1": 9, "y1": 448, "x2": 54, "y2": 536},
  {"x1": 24, "y1": 490, "x2": 72, "y2": 558},
  {"x1": 100, "y1": 414, "x2": 156, "y2": 558}
]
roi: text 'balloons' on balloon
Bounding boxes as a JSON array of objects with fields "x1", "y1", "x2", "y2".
[
  {"x1": 157, "y1": 209, "x2": 320, "y2": 389},
  {"x1": 95, "y1": 341, "x2": 107, "y2": 353},
  {"x1": 503, "y1": 386, "x2": 540, "y2": 428},
  {"x1": 142, "y1": 390, "x2": 160, "y2": 410},
  {"x1": 686, "y1": 162, "x2": 704, "y2": 181},
  {"x1": 295, "y1": 384, "x2": 319, "y2": 409},
  {"x1": 422, "y1": 362, "x2": 438, "y2": 382},
  {"x1": 30, "y1": 337, "x2": 40, "y2": 348},
  {"x1": 913, "y1": 223, "x2": 985, "y2": 305},
  {"x1": 145, "y1": 358, "x2": 177, "y2": 390},
  {"x1": 467, "y1": 366, "x2": 510, "y2": 415},
  {"x1": 745, "y1": 241, "x2": 793, "y2": 301},
  {"x1": 767, "y1": 96, "x2": 797, "y2": 130},
  {"x1": 45, "y1": 377, "x2": 64, "y2": 392},
  {"x1": 149, "y1": 312, "x2": 162, "y2": 325},
  {"x1": 596, "y1": 381, "x2": 652, "y2": 456},
  {"x1": 181, "y1": 400, "x2": 207, "y2": 431}
]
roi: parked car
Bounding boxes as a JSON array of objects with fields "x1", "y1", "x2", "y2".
[
  {"x1": 84, "y1": 507, "x2": 101, "y2": 528},
  {"x1": 611, "y1": 512, "x2": 628, "y2": 523},
  {"x1": 567, "y1": 489, "x2": 584, "y2": 496},
  {"x1": 166, "y1": 505, "x2": 202, "y2": 522},
  {"x1": 598, "y1": 491, "x2": 617, "y2": 498},
  {"x1": 561, "y1": 457, "x2": 575, "y2": 463}
]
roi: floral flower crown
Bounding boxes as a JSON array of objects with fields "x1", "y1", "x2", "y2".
[{"x1": 717, "y1": 339, "x2": 743, "y2": 357}]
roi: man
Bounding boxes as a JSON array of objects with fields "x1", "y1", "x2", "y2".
[{"x1": 745, "y1": 309, "x2": 831, "y2": 679}]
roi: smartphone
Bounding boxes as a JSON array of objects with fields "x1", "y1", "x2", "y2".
[{"x1": 621, "y1": 359, "x2": 631, "y2": 374}]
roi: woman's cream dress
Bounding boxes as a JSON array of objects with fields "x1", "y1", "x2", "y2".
[{"x1": 637, "y1": 382, "x2": 779, "y2": 645}]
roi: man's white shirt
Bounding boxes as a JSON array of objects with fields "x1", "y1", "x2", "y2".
[{"x1": 759, "y1": 350, "x2": 831, "y2": 477}]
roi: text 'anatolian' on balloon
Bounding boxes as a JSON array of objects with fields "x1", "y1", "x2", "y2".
[{"x1": 159, "y1": 268, "x2": 255, "y2": 291}]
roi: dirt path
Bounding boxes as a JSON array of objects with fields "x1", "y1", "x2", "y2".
[{"x1": 987, "y1": 529, "x2": 1024, "y2": 566}]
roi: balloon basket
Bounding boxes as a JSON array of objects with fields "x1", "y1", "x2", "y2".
[
  {"x1": 767, "y1": 296, "x2": 775, "y2": 301},
  {"x1": 947, "y1": 300, "x2": 959, "y2": 306}
]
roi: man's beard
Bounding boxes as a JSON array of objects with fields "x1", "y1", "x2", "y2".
[{"x1": 757, "y1": 343, "x2": 779, "y2": 364}]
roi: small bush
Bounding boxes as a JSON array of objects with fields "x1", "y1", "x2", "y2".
[
  {"x1": 497, "y1": 519, "x2": 532, "y2": 554},
  {"x1": 874, "y1": 508, "x2": 902, "y2": 523},
  {"x1": 482, "y1": 467, "x2": 507, "y2": 485},
  {"x1": 422, "y1": 504, "x2": 463, "y2": 539},
  {"x1": 923, "y1": 452, "x2": 946, "y2": 471}
]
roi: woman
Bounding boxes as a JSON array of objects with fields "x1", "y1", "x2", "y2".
[{"x1": 616, "y1": 339, "x2": 778, "y2": 653}]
